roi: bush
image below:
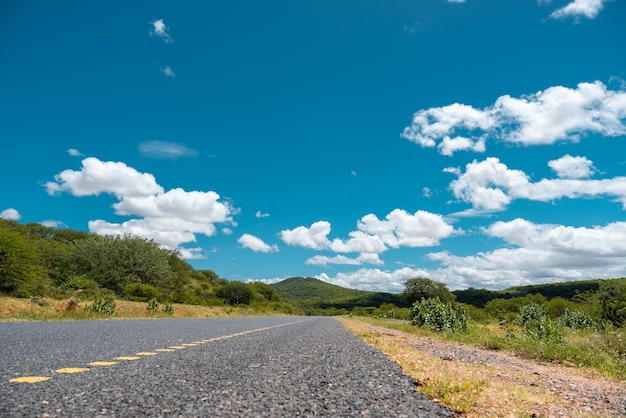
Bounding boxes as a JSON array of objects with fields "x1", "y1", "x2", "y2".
[
  {"x1": 215, "y1": 281, "x2": 252, "y2": 305},
  {"x1": 85, "y1": 296, "x2": 116, "y2": 315},
  {"x1": 147, "y1": 298, "x2": 159, "y2": 314},
  {"x1": 408, "y1": 298, "x2": 467, "y2": 333},
  {"x1": 557, "y1": 308, "x2": 596, "y2": 330},
  {"x1": 517, "y1": 303, "x2": 563, "y2": 342},
  {"x1": 163, "y1": 303, "x2": 174, "y2": 315},
  {"x1": 62, "y1": 275, "x2": 101, "y2": 299},
  {"x1": 124, "y1": 283, "x2": 161, "y2": 302}
]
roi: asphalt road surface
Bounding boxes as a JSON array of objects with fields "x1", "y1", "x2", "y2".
[{"x1": 0, "y1": 317, "x2": 454, "y2": 417}]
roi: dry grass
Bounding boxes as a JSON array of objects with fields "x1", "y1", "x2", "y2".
[
  {"x1": 0, "y1": 296, "x2": 277, "y2": 321},
  {"x1": 338, "y1": 317, "x2": 593, "y2": 417}
]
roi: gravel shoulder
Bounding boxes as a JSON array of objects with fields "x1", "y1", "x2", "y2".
[{"x1": 339, "y1": 318, "x2": 626, "y2": 417}]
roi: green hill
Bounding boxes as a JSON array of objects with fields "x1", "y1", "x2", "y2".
[{"x1": 269, "y1": 277, "x2": 406, "y2": 313}]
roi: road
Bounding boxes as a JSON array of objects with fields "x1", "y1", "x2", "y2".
[{"x1": 0, "y1": 317, "x2": 454, "y2": 417}]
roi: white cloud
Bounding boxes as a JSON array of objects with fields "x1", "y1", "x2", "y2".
[
  {"x1": 67, "y1": 148, "x2": 83, "y2": 157},
  {"x1": 40, "y1": 220, "x2": 65, "y2": 228},
  {"x1": 402, "y1": 81, "x2": 626, "y2": 155},
  {"x1": 446, "y1": 0, "x2": 466, "y2": 3},
  {"x1": 160, "y1": 66, "x2": 176, "y2": 79},
  {"x1": 149, "y1": 19, "x2": 173, "y2": 43},
  {"x1": 255, "y1": 211, "x2": 270, "y2": 218},
  {"x1": 317, "y1": 267, "x2": 431, "y2": 293},
  {"x1": 447, "y1": 157, "x2": 626, "y2": 212},
  {"x1": 357, "y1": 209, "x2": 454, "y2": 248},
  {"x1": 0, "y1": 208, "x2": 21, "y2": 220},
  {"x1": 48, "y1": 157, "x2": 235, "y2": 259},
  {"x1": 139, "y1": 141, "x2": 197, "y2": 159},
  {"x1": 280, "y1": 210, "x2": 454, "y2": 262},
  {"x1": 422, "y1": 187, "x2": 432, "y2": 198},
  {"x1": 548, "y1": 154, "x2": 596, "y2": 178},
  {"x1": 45, "y1": 157, "x2": 163, "y2": 197},
  {"x1": 550, "y1": 0, "x2": 609, "y2": 20},
  {"x1": 316, "y1": 218, "x2": 626, "y2": 292},
  {"x1": 237, "y1": 234, "x2": 278, "y2": 253},
  {"x1": 279, "y1": 221, "x2": 332, "y2": 250}
]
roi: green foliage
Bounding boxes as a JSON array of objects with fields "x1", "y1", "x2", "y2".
[
  {"x1": 403, "y1": 277, "x2": 456, "y2": 306},
  {"x1": 147, "y1": 298, "x2": 159, "y2": 313},
  {"x1": 0, "y1": 221, "x2": 49, "y2": 297},
  {"x1": 30, "y1": 295, "x2": 50, "y2": 307},
  {"x1": 516, "y1": 303, "x2": 563, "y2": 343},
  {"x1": 408, "y1": 298, "x2": 467, "y2": 333},
  {"x1": 67, "y1": 235, "x2": 176, "y2": 294},
  {"x1": 484, "y1": 294, "x2": 548, "y2": 321},
  {"x1": 249, "y1": 281, "x2": 281, "y2": 302},
  {"x1": 216, "y1": 281, "x2": 253, "y2": 305},
  {"x1": 556, "y1": 308, "x2": 596, "y2": 330},
  {"x1": 85, "y1": 295, "x2": 116, "y2": 315},
  {"x1": 598, "y1": 279, "x2": 626, "y2": 327},
  {"x1": 163, "y1": 302, "x2": 174, "y2": 315},
  {"x1": 124, "y1": 283, "x2": 161, "y2": 302},
  {"x1": 61, "y1": 275, "x2": 101, "y2": 299}
]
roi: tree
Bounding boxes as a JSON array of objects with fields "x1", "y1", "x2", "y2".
[
  {"x1": 403, "y1": 277, "x2": 455, "y2": 306},
  {"x1": 0, "y1": 222, "x2": 49, "y2": 296},
  {"x1": 598, "y1": 279, "x2": 626, "y2": 327},
  {"x1": 216, "y1": 282, "x2": 252, "y2": 305},
  {"x1": 67, "y1": 235, "x2": 175, "y2": 294}
]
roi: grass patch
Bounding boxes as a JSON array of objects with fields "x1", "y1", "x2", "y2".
[{"x1": 0, "y1": 296, "x2": 289, "y2": 321}]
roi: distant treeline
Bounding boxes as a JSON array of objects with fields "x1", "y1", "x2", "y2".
[{"x1": 0, "y1": 219, "x2": 293, "y2": 313}]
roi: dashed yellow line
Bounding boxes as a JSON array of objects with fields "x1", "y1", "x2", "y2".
[
  {"x1": 9, "y1": 320, "x2": 306, "y2": 383},
  {"x1": 9, "y1": 376, "x2": 51, "y2": 383},
  {"x1": 56, "y1": 368, "x2": 89, "y2": 374}
]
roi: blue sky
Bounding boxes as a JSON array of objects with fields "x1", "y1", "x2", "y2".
[{"x1": 2, "y1": 0, "x2": 626, "y2": 293}]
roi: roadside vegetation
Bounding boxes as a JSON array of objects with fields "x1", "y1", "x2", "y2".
[{"x1": 0, "y1": 219, "x2": 296, "y2": 317}]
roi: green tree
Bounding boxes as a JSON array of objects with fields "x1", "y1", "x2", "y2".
[
  {"x1": 598, "y1": 279, "x2": 626, "y2": 327},
  {"x1": 67, "y1": 235, "x2": 175, "y2": 294},
  {"x1": 216, "y1": 281, "x2": 253, "y2": 305},
  {"x1": 403, "y1": 277, "x2": 455, "y2": 306},
  {"x1": 0, "y1": 221, "x2": 49, "y2": 296}
]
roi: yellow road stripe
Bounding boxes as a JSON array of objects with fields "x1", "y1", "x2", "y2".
[
  {"x1": 88, "y1": 361, "x2": 118, "y2": 366},
  {"x1": 56, "y1": 368, "x2": 89, "y2": 374},
  {"x1": 115, "y1": 356, "x2": 140, "y2": 360},
  {"x1": 9, "y1": 376, "x2": 51, "y2": 383},
  {"x1": 137, "y1": 352, "x2": 158, "y2": 356}
]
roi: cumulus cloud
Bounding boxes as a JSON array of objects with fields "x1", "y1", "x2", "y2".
[
  {"x1": 550, "y1": 0, "x2": 610, "y2": 20},
  {"x1": 279, "y1": 210, "x2": 454, "y2": 266},
  {"x1": 47, "y1": 157, "x2": 235, "y2": 259},
  {"x1": 139, "y1": 141, "x2": 197, "y2": 159},
  {"x1": 402, "y1": 81, "x2": 626, "y2": 155},
  {"x1": 316, "y1": 218, "x2": 626, "y2": 292},
  {"x1": 40, "y1": 220, "x2": 65, "y2": 228},
  {"x1": 149, "y1": 19, "x2": 173, "y2": 43},
  {"x1": 447, "y1": 156, "x2": 626, "y2": 211},
  {"x1": 548, "y1": 154, "x2": 596, "y2": 178},
  {"x1": 0, "y1": 208, "x2": 21, "y2": 220},
  {"x1": 237, "y1": 234, "x2": 278, "y2": 253},
  {"x1": 45, "y1": 157, "x2": 163, "y2": 197},
  {"x1": 255, "y1": 211, "x2": 270, "y2": 218}
]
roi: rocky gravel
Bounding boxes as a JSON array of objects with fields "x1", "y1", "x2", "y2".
[{"x1": 366, "y1": 324, "x2": 626, "y2": 417}]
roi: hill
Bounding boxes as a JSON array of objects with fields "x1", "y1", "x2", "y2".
[{"x1": 269, "y1": 277, "x2": 406, "y2": 314}]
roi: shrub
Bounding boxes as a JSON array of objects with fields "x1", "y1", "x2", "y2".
[
  {"x1": 163, "y1": 303, "x2": 174, "y2": 315},
  {"x1": 147, "y1": 298, "x2": 159, "y2": 314},
  {"x1": 517, "y1": 303, "x2": 563, "y2": 343},
  {"x1": 124, "y1": 283, "x2": 161, "y2": 302},
  {"x1": 85, "y1": 296, "x2": 116, "y2": 315},
  {"x1": 215, "y1": 281, "x2": 253, "y2": 305},
  {"x1": 65, "y1": 297, "x2": 81, "y2": 311},
  {"x1": 408, "y1": 298, "x2": 467, "y2": 333},
  {"x1": 30, "y1": 295, "x2": 50, "y2": 307},
  {"x1": 557, "y1": 308, "x2": 596, "y2": 330},
  {"x1": 62, "y1": 275, "x2": 101, "y2": 299}
]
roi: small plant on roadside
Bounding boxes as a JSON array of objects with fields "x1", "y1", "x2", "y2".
[
  {"x1": 85, "y1": 296, "x2": 116, "y2": 315},
  {"x1": 516, "y1": 303, "x2": 563, "y2": 343},
  {"x1": 65, "y1": 297, "x2": 81, "y2": 311},
  {"x1": 556, "y1": 308, "x2": 596, "y2": 330},
  {"x1": 163, "y1": 302, "x2": 174, "y2": 315},
  {"x1": 408, "y1": 298, "x2": 467, "y2": 333},
  {"x1": 147, "y1": 298, "x2": 160, "y2": 314},
  {"x1": 30, "y1": 295, "x2": 50, "y2": 307}
]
